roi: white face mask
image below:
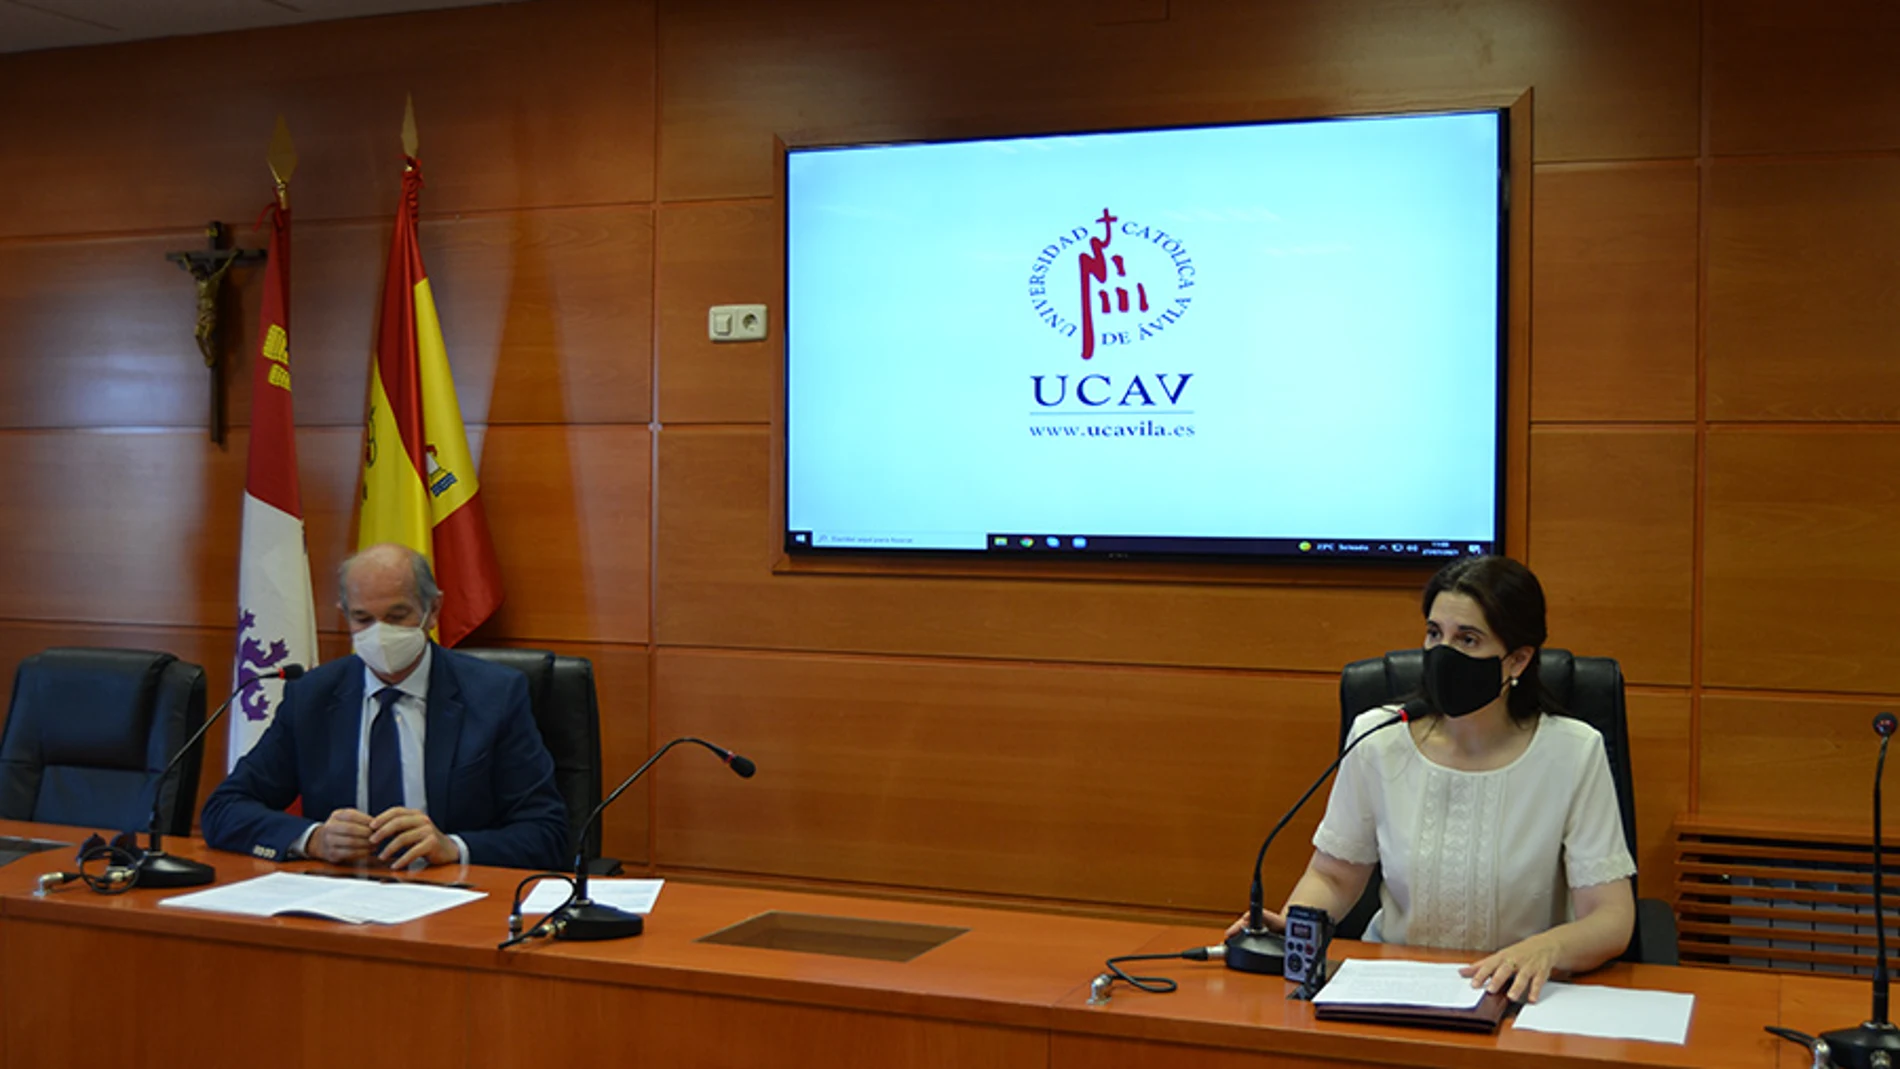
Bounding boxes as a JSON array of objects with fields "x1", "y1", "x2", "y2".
[{"x1": 352, "y1": 621, "x2": 429, "y2": 677}]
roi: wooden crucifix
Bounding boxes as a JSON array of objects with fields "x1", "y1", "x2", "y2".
[{"x1": 166, "y1": 221, "x2": 265, "y2": 444}]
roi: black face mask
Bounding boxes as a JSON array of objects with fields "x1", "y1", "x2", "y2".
[{"x1": 1421, "y1": 643, "x2": 1507, "y2": 718}]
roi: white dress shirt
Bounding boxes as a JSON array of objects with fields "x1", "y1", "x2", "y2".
[
  {"x1": 1312, "y1": 709, "x2": 1636, "y2": 953},
  {"x1": 292, "y1": 646, "x2": 467, "y2": 864}
]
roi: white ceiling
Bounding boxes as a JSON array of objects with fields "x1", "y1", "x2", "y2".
[{"x1": 0, "y1": 0, "x2": 520, "y2": 54}]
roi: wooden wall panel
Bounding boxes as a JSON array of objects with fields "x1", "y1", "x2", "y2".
[
  {"x1": 0, "y1": 207, "x2": 652, "y2": 432},
  {"x1": 0, "y1": 424, "x2": 473, "y2": 634},
  {"x1": 291, "y1": 208, "x2": 655, "y2": 429},
  {"x1": 0, "y1": 429, "x2": 239, "y2": 628},
  {"x1": 0, "y1": 232, "x2": 221, "y2": 430},
  {"x1": 1626, "y1": 690, "x2": 1691, "y2": 895},
  {"x1": 1529, "y1": 163, "x2": 1699, "y2": 423},
  {"x1": 655, "y1": 200, "x2": 778, "y2": 425},
  {"x1": 8, "y1": 420, "x2": 646, "y2": 646},
  {"x1": 652, "y1": 647, "x2": 1340, "y2": 914},
  {"x1": 471, "y1": 425, "x2": 651, "y2": 645},
  {"x1": 297, "y1": 423, "x2": 654, "y2": 672},
  {"x1": 1707, "y1": 157, "x2": 1900, "y2": 421},
  {"x1": 1525, "y1": 427, "x2": 1695, "y2": 686},
  {"x1": 1704, "y1": 429, "x2": 1900, "y2": 694},
  {"x1": 1698, "y1": 693, "x2": 1900, "y2": 825},
  {"x1": 1708, "y1": 0, "x2": 1900, "y2": 156},
  {"x1": 657, "y1": 0, "x2": 1698, "y2": 201},
  {"x1": 654, "y1": 427, "x2": 1423, "y2": 673},
  {"x1": 0, "y1": 423, "x2": 640, "y2": 645},
  {"x1": 0, "y1": 0, "x2": 656, "y2": 239},
  {"x1": 428, "y1": 207, "x2": 654, "y2": 428}
]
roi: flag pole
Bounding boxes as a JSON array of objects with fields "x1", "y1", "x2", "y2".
[
  {"x1": 402, "y1": 93, "x2": 419, "y2": 160},
  {"x1": 268, "y1": 115, "x2": 297, "y2": 209}
]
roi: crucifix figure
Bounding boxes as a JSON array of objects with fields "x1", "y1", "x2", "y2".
[{"x1": 167, "y1": 222, "x2": 264, "y2": 444}]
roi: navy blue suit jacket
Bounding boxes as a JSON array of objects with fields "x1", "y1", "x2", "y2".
[{"x1": 202, "y1": 647, "x2": 568, "y2": 871}]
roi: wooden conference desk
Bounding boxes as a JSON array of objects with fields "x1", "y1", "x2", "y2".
[{"x1": 0, "y1": 823, "x2": 1839, "y2": 1068}]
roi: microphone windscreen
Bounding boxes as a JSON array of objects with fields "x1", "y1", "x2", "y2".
[
  {"x1": 280, "y1": 664, "x2": 306, "y2": 680},
  {"x1": 728, "y1": 755, "x2": 757, "y2": 779},
  {"x1": 1877, "y1": 712, "x2": 1897, "y2": 738}
]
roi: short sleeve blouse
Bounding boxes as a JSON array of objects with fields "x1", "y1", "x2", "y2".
[{"x1": 1311, "y1": 709, "x2": 1636, "y2": 953}]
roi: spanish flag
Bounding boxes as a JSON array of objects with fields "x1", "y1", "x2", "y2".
[
  {"x1": 232, "y1": 191, "x2": 319, "y2": 765},
  {"x1": 357, "y1": 155, "x2": 502, "y2": 645}
]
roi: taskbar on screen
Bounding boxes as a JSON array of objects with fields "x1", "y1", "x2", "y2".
[
  {"x1": 782, "y1": 531, "x2": 1494, "y2": 561},
  {"x1": 980, "y1": 535, "x2": 1493, "y2": 560}
]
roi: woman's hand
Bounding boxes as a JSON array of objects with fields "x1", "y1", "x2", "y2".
[
  {"x1": 1222, "y1": 909, "x2": 1286, "y2": 941},
  {"x1": 1459, "y1": 879, "x2": 1635, "y2": 1003},
  {"x1": 1459, "y1": 932, "x2": 1564, "y2": 1003}
]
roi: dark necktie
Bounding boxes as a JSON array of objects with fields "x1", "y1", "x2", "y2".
[{"x1": 367, "y1": 686, "x2": 405, "y2": 814}]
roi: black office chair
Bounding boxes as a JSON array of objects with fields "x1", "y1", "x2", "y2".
[
  {"x1": 0, "y1": 648, "x2": 208, "y2": 836},
  {"x1": 459, "y1": 647, "x2": 621, "y2": 875},
  {"x1": 1335, "y1": 647, "x2": 1679, "y2": 965}
]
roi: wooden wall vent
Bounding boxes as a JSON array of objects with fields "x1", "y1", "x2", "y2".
[{"x1": 1674, "y1": 817, "x2": 1899, "y2": 976}]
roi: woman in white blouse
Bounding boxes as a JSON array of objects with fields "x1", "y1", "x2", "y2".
[{"x1": 1232, "y1": 556, "x2": 1636, "y2": 1003}]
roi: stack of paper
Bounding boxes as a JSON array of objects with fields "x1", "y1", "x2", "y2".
[
  {"x1": 1513, "y1": 982, "x2": 1695, "y2": 1045},
  {"x1": 1311, "y1": 959, "x2": 1506, "y2": 1033},
  {"x1": 519, "y1": 877, "x2": 665, "y2": 915},
  {"x1": 158, "y1": 872, "x2": 484, "y2": 925},
  {"x1": 1312, "y1": 960, "x2": 1488, "y2": 1009}
]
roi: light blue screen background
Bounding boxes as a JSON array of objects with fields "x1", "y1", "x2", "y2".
[{"x1": 786, "y1": 111, "x2": 1502, "y2": 549}]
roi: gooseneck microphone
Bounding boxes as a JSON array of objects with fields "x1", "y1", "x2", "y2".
[
  {"x1": 548, "y1": 736, "x2": 755, "y2": 941},
  {"x1": 129, "y1": 664, "x2": 306, "y2": 889},
  {"x1": 1225, "y1": 701, "x2": 1420, "y2": 976},
  {"x1": 1809, "y1": 711, "x2": 1900, "y2": 1068}
]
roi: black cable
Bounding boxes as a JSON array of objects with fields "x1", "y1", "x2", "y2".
[
  {"x1": 38, "y1": 833, "x2": 161, "y2": 896},
  {"x1": 1093, "y1": 945, "x2": 1224, "y2": 998},
  {"x1": 1765, "y1": 1026, "x2": 1817, "y2": 1047},
  {"x1": 497, "y1": 872, "x2": 576, "y2": 950},
  {"x1": 65, "y1": 837, "x2": 140, "y2": 895}
]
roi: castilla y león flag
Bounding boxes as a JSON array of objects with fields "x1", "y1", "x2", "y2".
[
  {"x1": 356, "y1": 155, "x2": 502, "y2": 645},
  {"x1": 232, "y1": 197, "x2": 319, "y2": 766}
]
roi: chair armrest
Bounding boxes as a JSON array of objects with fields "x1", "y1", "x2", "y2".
[
  {"x1": 1630, "y1": 896, "x2": 1679, "y2": 965},
  {"x1": 584, "y1": 856, "x2": 624, "y2": 878}
]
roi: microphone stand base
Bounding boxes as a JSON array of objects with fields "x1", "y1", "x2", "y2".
[
  {"x1": 1223, "y1": 929, "x2": 1287, "y2": 976},
  {"x1": 553, "y1": 900, "x2": 645, "y2": 941},
  {"x1": 132, "y1": 850, "x2": 215, "y2": 889},
  {"x1": 1819, "y1": 1021, "x2": 1900, "y2": 1069}
]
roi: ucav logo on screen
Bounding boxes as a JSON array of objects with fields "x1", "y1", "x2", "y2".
[
  {"x1": 1029, "y1": 371, "x2": 1192, "y2": 408},
  {"x1": 1025, "y1": 207, "x2": 1198, "y2": 418},
  {"x1": 1025, "y1": 207, "x2": 1196, "y2": 361}
]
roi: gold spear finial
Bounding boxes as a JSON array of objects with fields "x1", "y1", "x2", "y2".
[
  {"x1": 267, "y1": 115, "x2": 297, "y2": 209},
  {"x1": 401, "y1": 93, "x2": 419, "y2": 159}
]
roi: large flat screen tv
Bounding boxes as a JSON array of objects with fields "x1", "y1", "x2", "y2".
[{"x1": 784, "y1": 109, "x2": 1507, "y2": 563}]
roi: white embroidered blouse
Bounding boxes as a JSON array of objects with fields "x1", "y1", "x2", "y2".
[{"x1": 1311, "y1": 709, "x2": 1637, "y2": 953}]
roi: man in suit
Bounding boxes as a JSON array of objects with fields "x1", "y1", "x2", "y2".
[{"x1": 202, "y1": 543, "x2": 567, "y2": 871}]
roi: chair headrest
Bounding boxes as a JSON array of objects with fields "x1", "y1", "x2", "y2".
[
  {"x1": 9, "y1": 649, "x2": 176, "y2": 769},
  {"x1": 457, "y1": 648, "x2": 555, "y2": 709}
]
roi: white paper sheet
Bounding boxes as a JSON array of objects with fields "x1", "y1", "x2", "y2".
[
  {"x1": 1311, "y1": 959, "x2": 1488, "y2": 1009},
  {"x1": 1512, "y1": 982, "x2": 1695, "y2": 1044},
  {"x1": 158, "y1": 871, "x2": 484, "y2": 925},
  {"x1": 519, "y1": 877, "x2": 665, "y2": 916}
]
